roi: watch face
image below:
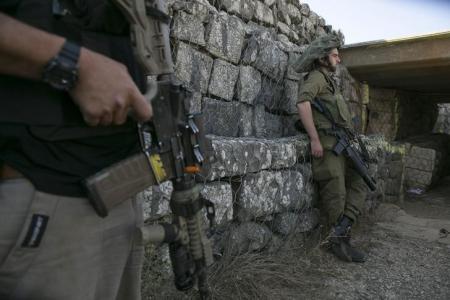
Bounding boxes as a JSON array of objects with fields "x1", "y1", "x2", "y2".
[{"x1": 43, "y1": 59, "x2": 78, "y2": 91}]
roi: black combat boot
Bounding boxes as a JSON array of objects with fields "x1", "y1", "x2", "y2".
[{"x1": 329, "y1": 215, "x2": 366, "y2": 263}]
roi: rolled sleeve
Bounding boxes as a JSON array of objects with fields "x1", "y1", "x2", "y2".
[{"x1": 296, "y1": 71, "x2": 325, "y2": 104}]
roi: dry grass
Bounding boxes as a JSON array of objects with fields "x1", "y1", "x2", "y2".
[{"x1": 141, "y1": 229, "x2": 338, "y2": 300}]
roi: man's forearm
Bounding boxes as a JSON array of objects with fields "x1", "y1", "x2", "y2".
[
  {"x1": 0, "y1": 12, "x2": 64, "y2": 80},
  {"x1": 297, "y1": 101, "x2": 320, "y2": 141}
]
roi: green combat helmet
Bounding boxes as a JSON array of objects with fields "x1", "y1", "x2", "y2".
[{"x1": 294, "y1": 34, "x2": 342, "y2": 73}]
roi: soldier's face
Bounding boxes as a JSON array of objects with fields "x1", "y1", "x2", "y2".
[{"x1": 327, "y1": 48, "x2": 341, "y2": 72}]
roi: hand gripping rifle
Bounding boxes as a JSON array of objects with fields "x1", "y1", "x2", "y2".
[
  {"x1": 84, "y1": 0, "x2": 214, "y2": 298},
  {"x1": 311, "y1": 98, "x2": 377, "y2": 191}
]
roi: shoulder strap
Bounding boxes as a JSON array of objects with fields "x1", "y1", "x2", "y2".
[{"x1": 311, "y1": 98, "x2": 338, "y2": 129}]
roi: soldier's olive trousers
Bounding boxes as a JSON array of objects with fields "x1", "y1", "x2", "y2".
[
  {"x1": 0, "y1": 178, "x2": 144, "y2": 300},
  {"x1": 312, "y1": 150, "x2": 367, "y2": 227}
]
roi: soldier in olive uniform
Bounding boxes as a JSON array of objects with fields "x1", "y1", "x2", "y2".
[{"x1": 295, "y1": 35, "x2": 367, "y2": 263}]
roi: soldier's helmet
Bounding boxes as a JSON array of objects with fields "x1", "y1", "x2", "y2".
[{"x1": 294, "y1": 34, "x2": 342, "y2": 73}]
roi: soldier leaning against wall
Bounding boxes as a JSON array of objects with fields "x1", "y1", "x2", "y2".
[{"x1": 294, "y1": 35, "x2": 368, "y2": 263}]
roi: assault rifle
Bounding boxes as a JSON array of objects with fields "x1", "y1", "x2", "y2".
[
  {"x1": 84, "y1": 0, "x2": 214, "y2": 298},
  {"x1": 311, "y1": 98, "x2": 377, "y2": 191}
]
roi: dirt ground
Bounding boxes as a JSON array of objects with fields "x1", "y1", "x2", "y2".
[
  {"x1": 294, "y1": 177, "x2": 450, "y2": 300},
  {"x1": 142, "y1": 178, "x2": 450, "y2": 299}
]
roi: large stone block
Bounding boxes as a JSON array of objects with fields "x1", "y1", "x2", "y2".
[
  {"x1": 284, "y1": 79, "x2": 299, "y2": 114},
  {"x1": 237, "y1": 65, "x2": 262, "y2": 105},
  {"x1": 172, "y1": 0, "x2": 216, "y2": 22},
  {"x1": 300, "y1": 3, "x2": 310, "y2": 16},
  {"x1": 269, "y1": 209, "x2": 319, "y2": 236},
  {"x1": 202, "y1": 98, "x2": 241, "y2": 136},
  {"x1": 254, "y1": 1, "x2": 275, "y2": 26},
  {"x1": 205, "y1": 12, "x2": 246, "y2": 64},
  {"x1": 171, "y1": 11, "x2": 205, "y2": 46},
  {"x1": 205, "y1": 137, "x2": 272, "y2": 180},
  {"x1": 204, "y1": 136, "x2": 308, "y2": 181},
  {"x1": 139, "y1": 181, "x2": 173, "y2": 221},
  {"x1": 242, "y1": 31, "x2": 288, "y2": 80},
  {"x1": 238, "y1": 103, "x2": 254, "y2": 136},
  {"x1": 286, "y1": 51, "x2": 304, "y2": 81},
  {"x1": 208, "y1": 59, "x2": 239, "y2": 101},
  {"x1": 287, "y1": 3, "x2": 302, "y2": 24},
  {"x1": 275, "y1": 22, "x2": 299, "y2": 43},
  {"x1": 254, "y1": 105, "x2": 283, "y2": 138},
  {"x1": 409, "y1": 146, "x2": 437, "y2": 161},
  {"x1": 217, "y1": 0, "x2": 254, "y2": 20},
  {"x1": 276, "y1": 0, "x2": 291, "y2": 25},
  {"x1": 255, "y1": 76, "x2": 284, "y2": 110},
  {"x1": 405, "y1": 156, "x2": 434, "y2": 172},
  {"x1": 200, "y1": 182, "x2": 233, "y2": 224},
  {"x1": 238, "y1": 170, "x2": 306, "y2": 218},
  {"x1": 405, "y1": 168, "x2": 433, "y2": 186},
  {"x1": 228, "y1": 222, "x2": 272, "y2": 254},
  {"x1": 267, "y1": 139, "x2": 297, "y2": 169},
  {"x1": 175, "y1": 42, "x2": 213, "y2": 93}
]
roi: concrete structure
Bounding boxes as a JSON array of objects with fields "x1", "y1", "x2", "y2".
[{"x1": 340, "y1": 32, "x2": 450, "y2": 94}]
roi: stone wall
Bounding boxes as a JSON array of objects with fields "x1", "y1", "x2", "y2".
[
  {"x1": 363, "y1": 87, "x2": 440, "y2": 142},
  {"x1": 402, "y1": 134, "x2": 450, "y2": 192},
  {"x1": 139, "y1": 0, "x2": 398, "y2": 257},
  {"x1": 434, "y1": 103, "x2": 450, "y2": 135}
]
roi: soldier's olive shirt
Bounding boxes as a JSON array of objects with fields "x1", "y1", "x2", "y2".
[{"x1": 297, "y1": 69, "x2": 353, "y2": 149}]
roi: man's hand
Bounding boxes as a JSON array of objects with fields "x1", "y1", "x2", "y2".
[
  {"x1": 310, "y1": 138, "x2": 323, "y2": 158},
  {"x1": 70, "y1": 48, "x2": 153, "y2": 126}
]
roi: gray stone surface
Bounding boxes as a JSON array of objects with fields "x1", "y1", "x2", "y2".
[
  {"x1": 255, "y1": 76, "x2": 284, "y2": 110},
  {"x1": 186, "y1": 91, "x2": 202, "y2": 114},
  {"x1": 242, "y1": 31, "x2": 288, "y2": 80},
  {"x1": 228, "y1": 222, "x2": 273, "y2": 254},
  {"x1": 267, "y1": 139, "x2": 297, "y2": 169},
  {"x1": 172, "y1": 0, "x2": 216, "y2": 22},
  {"x1": 254, "y1": 1, "x2": 275, "y2": 26},
  {"x1": 300, "y1": 3, "x2": 310, "y2": 16},
  {"x1": 275, "y1": 22, "x2": 299, "y2": 42},
  {"x1": 208, "y1": 59, "x2": 239, "y2": 101},
  {"x1": 237, "y1": 65, "x2": 262, "y2": 105},
  {"x1": 264, "y1": 0, "x2": 276, "y2": 7},
  {"x1": 269, "y1": 209, "x2": 319, "y2": 236},
  {"x1": 238, "y1": 170, "x2": 306, "y2": 218},
  {"x1": 238, "y1": 103, "x2": 254, "y2": 136},
  {"x1": 244, "y1": 21, "x2": 269, "y2": 35},
  {"x1": 218, "y1": 0, "x2": 255, "y2": 20},
  {"x1": 175, "y1": 42, "x2": 213, "y2": 93},
  {"x1": 171, "y1": 11, "x2": 205, "y2": 46},
  {"x1": 202, "y1": 98, "x2": 241, "y2": 136},
  {"x1": 139, "y1": 181, "x2": 173, "y2": 221},
  {"x1": 205, "y1": 137, "x2": 272, "y2": 180},
  {"x1": 204, "y1": 135, "x2": 309, "y2": 180},
  {"x1": 276, "y1": 0, "x2": 291, "y2": 25},
  {"x1": 286, "y1": 51, "x2": 304, "y2": 81},
  {"x1": 284, "y1": 79, "x2": 299, "y2": 113},
  {"x1": 205, "y1": 11, "x2": 246, "y2": 64},
  {"x1": 254, "y1": 105, "x2": 283, "y2": 138},
  {"x1": 287, "y1": 3, "x2": 302, "y2": 24},
  {"x1": 200, "y1": 182, "x2": 233, "y2": 224}
]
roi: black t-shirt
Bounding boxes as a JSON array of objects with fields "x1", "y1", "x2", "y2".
[{"x1": 0, "y1": 2, "x2": 144, "y2": 197}]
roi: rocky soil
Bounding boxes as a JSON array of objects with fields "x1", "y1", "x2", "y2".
[{"x1": 293, "y1": 177, "x2": 450, "y2": 300}]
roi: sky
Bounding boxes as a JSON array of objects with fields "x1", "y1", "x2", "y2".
[{"x1": 305, "y1": 0, "x2": 450, "y2": 44}]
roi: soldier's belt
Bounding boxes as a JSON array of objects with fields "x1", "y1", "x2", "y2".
[{"x1": 84, "y1": 152, "x2": 174, "y2": 217}]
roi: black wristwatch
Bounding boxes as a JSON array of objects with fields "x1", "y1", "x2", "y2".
[{"x1": 42, "y1": 40, "x2": 80, "y2": 91}]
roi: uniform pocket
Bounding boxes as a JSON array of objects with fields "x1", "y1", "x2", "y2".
[{"x1": 0, "y1": 181, "x2": 56, "y2": 298}]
